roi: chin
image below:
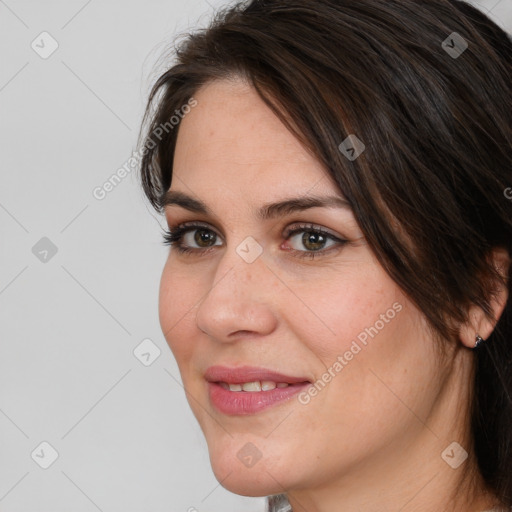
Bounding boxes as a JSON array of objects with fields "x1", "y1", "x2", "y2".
[{"x1": 205, "y1": 436, "x2": 293, "y2": 497}]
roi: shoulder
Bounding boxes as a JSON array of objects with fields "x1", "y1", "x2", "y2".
[{"x1": 266, "y1": 494, "x2": 292, "y2": 512}]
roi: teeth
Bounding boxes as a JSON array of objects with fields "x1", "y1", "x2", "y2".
[
  {"x1": 242, "y1": 381, "x2": 261, "y2": 392},
  {"x1": 221, "y1": 380, "x2": 291, "y2": 392}
]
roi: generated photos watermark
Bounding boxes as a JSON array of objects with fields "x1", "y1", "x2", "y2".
[
  {"x1": 298, "y1": 301, "x2": 403, "y2": 405},
  {"x1": 92, "y1": 97, "x2": 198, "y2": 201}
]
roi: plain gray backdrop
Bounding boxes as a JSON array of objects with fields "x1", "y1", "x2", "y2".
[{"x1": 0, "y1": 1, "x2": 511, "y2": 511}]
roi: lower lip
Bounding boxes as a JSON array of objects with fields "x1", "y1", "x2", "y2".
[{"x1": 207, "y1": 382, "x2": 311, "y2": 415}]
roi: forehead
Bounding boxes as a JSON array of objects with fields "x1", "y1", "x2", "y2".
[{"x1": 172, "y1": 78, "x2": 333, "y2": 195}]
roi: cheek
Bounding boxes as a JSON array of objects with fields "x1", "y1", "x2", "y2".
[
  {"x1": 158, "y1": 261, "x2": 200, "y2": 364},
  {"x1": 286, "y1": 263, "x2": 401, "y2": 362},
  {"x1": 299, "y1": 278, "x2": 434, "y2": 442},
  {"x1": 285, "y1": 264, "x2": 424, "y2": 426}
]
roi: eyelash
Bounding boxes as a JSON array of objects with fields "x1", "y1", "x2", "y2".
[{"x1": 162, "y1": 222, "x2": 348, "y2": 260}]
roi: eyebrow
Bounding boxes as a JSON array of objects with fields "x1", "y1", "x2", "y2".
[{"x1": 161, "y1": 190, "x2": 351, "y2": 220}]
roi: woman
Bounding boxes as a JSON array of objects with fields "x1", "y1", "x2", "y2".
[{"x1": 137, "y1": 0, "x2": 512, "y2": 510}]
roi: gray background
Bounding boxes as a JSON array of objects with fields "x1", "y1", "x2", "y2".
[{"x1": 0, "y1": 1, "x2": 510, "y2": 511}]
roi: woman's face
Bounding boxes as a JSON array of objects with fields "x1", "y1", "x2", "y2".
[{"x1": 159, "y1": 78, "x2": 452, "y2": 497}]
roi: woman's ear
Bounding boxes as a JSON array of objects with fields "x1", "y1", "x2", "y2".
[{"x1": 459, "y1": 247, "x2": 510, "y2": 349}]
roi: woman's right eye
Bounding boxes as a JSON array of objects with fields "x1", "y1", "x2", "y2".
[{"x1": 162, "y1": 223, "x2": 221, "y2": 255}]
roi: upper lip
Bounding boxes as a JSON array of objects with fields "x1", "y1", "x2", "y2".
[{"x1": 204, "y1": 365, "x2": 311, "y2": 384}]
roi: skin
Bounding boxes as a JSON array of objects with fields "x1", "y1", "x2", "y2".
[{"x1": 158, "y1": 77, "x2": 508, "y2": 512}]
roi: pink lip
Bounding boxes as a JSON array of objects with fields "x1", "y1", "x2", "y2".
[
  {"x1": 205, "y1": 365, "x2": 311, "y2": 415},
  {"x1": 204, "y1": 365, "x2": 310, "y2": 384}
]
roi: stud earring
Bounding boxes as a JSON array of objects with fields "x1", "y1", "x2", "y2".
[{"x1": 474, "y1": 334, "x2": 485, "y2": 349}]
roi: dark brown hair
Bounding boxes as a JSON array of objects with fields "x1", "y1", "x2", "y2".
[{"x1": 138, "y1": 0, "x2": 512, "y2": 504}]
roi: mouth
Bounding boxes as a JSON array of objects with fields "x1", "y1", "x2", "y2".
[
  {"x1": 204, "y1": 365, "x2": 312, "y2": 415},
  {"x1": 216, "y1": 380, "x2": 305, "y2": 392}
]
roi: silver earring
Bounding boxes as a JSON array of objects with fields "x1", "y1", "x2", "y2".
[{"x1": 474, "y1": 334, "x2": 485, "y2": 349}]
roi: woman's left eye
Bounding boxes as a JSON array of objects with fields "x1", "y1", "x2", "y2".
[
  {"x1": 162, "y1": 222, "x2": 347, "y2": 260},
  {"x1": 284, "y1": 225, "x2": 346, "y2": 258}
]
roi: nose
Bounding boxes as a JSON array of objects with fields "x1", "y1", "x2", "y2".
[{"x1": 194, "y1": 243, "x2": 278, "y2": 343}]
